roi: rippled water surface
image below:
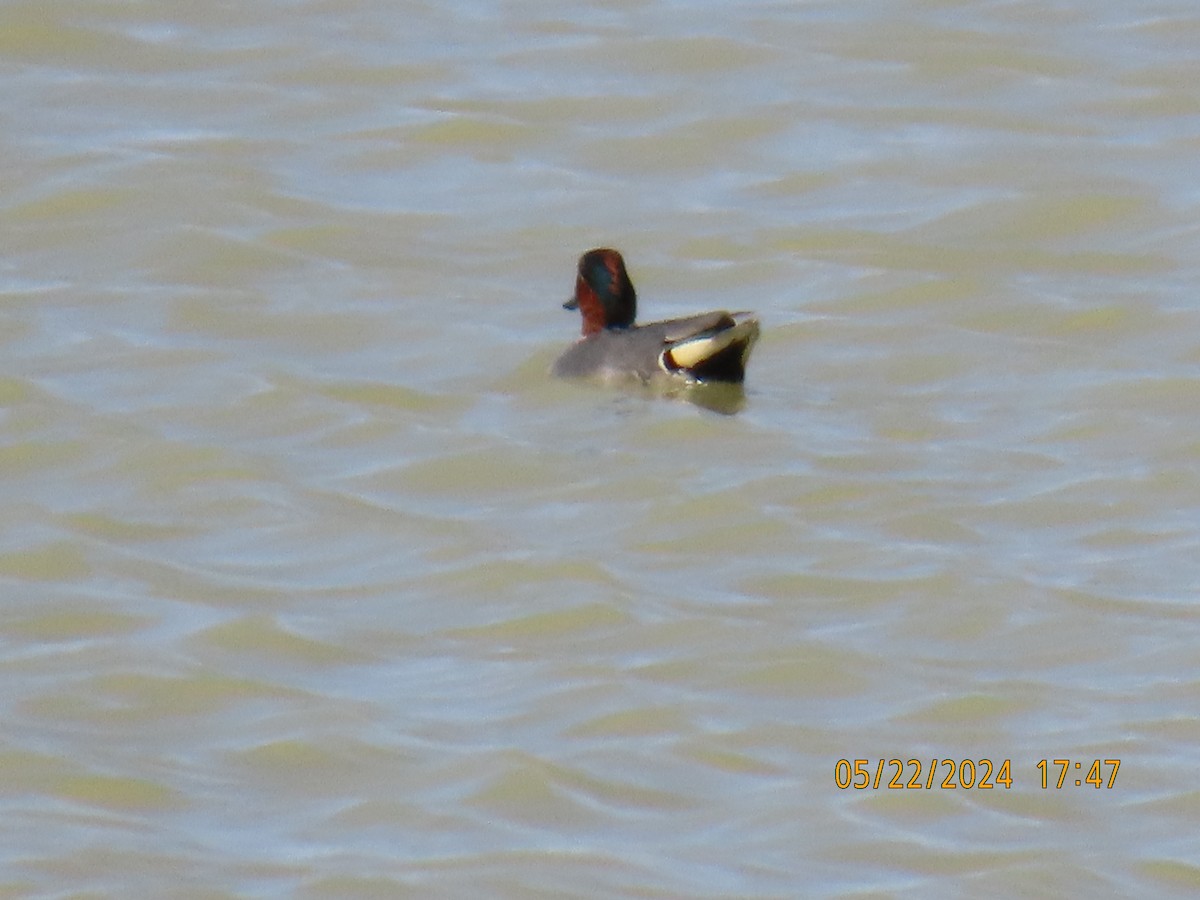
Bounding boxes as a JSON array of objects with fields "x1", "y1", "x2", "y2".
[{"x1": 4, "y1": 1, "x2": 1200, "y2": 896}]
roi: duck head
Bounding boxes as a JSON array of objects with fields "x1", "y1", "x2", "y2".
[{"x1": 563, "y1": 248, "x2": 637, "y2": 336}]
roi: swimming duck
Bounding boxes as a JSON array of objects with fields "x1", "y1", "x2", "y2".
[{"x1": 552, "y1": 248, "x2": 759, "y2": 383}]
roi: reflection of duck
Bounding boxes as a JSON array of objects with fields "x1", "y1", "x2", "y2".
[{"x1": 552, "y1": 249, "x2": 760, "y2": 384}]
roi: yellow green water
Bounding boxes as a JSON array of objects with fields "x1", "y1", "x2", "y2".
[{"x1": 3, "y1": 1, "x2": 1199, "y2": 896}]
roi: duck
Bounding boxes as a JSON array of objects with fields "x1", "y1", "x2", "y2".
[{"x1": 552, "y1": 248, "x2": 759, "y2": 384}]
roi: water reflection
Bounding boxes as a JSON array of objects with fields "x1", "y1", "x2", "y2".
[{"x1": 665, "y1": 379, "x2": 749, "y2": 415}]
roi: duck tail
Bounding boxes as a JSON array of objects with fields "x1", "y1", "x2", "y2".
[{"x1": 661, "y1": 314, "x2": 760, "y2": 383}]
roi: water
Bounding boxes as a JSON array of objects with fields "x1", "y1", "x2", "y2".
[{"x1": 3, "y1": 1, "x2": 1200, "y2": 896}]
